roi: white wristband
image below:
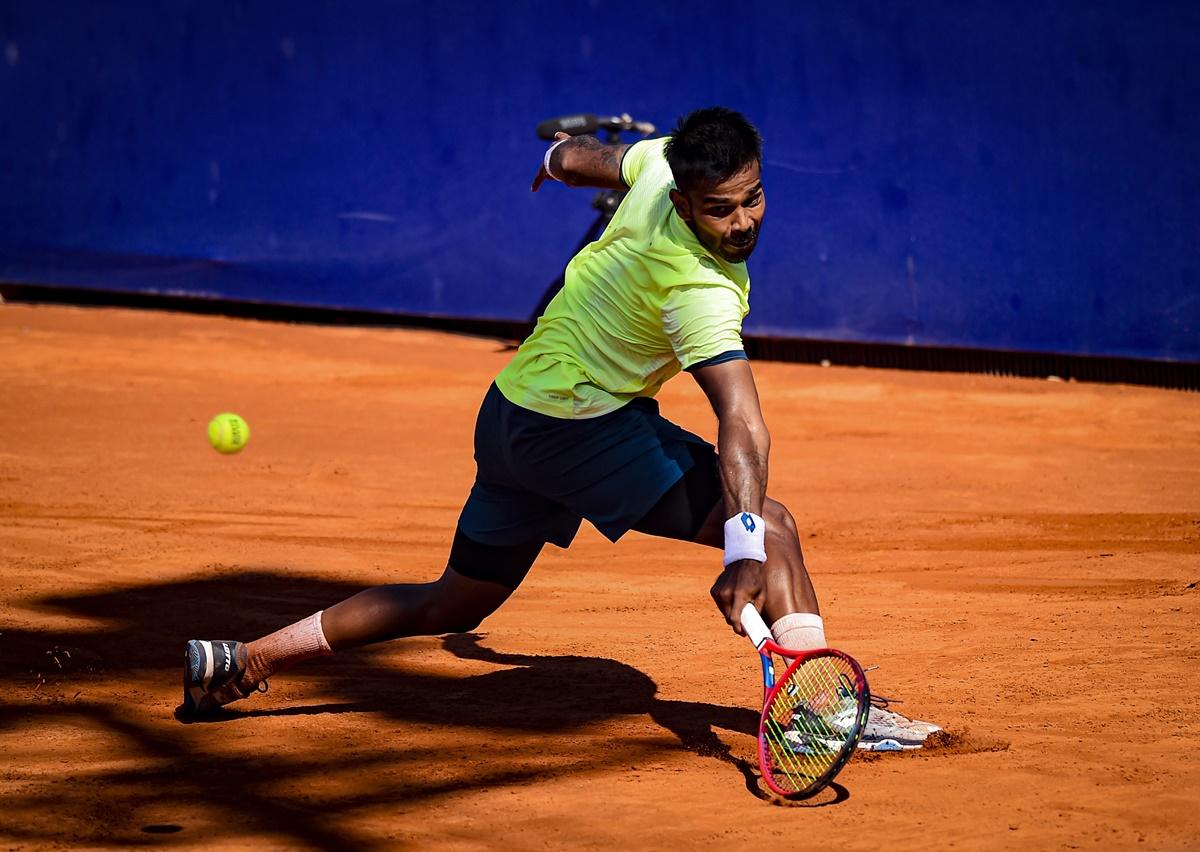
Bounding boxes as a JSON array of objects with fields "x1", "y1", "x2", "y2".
[
  {"x1": 723, "y1": 512, "x2": 766, "y2": 566},
  {"x1": 542, "y1": 138, "x2": 570, "y2": 182}
]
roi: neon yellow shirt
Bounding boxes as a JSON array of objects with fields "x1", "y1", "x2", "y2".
[{"x1": 495, "y1": 137, "x2": 750, "y2": 419}]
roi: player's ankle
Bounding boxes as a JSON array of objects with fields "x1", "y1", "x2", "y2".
[
  {"x1": 771, "y1": 612, "x2": 826, "y2": 650},
  {"x1": 244, "y1": 611, "x2": 333, "y2": 684}
]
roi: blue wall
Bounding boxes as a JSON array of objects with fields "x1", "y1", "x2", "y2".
[{"x1": 2, "y1": 1, "x2": 1197, "y2": 362}]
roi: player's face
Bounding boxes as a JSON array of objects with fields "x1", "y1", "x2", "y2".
[{"x1": 671, "y1": 161, "x2": 766, "y2": 263}]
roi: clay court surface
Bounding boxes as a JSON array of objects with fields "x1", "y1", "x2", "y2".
[{"x1": 2, "y1": 303, "x2": 1197, "y2": 849}]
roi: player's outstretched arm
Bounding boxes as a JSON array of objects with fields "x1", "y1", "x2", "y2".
[
  {"x1": 531, "y1": 131, "x2": 630, "y2": 192},
  {"x1": 692, "y1": 358, "x2": 771, "y2": 634},
  {"x1": 692, "y1": 359, "x2": 770, "y2": 516}
]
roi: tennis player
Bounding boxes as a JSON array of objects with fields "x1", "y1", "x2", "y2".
[{"x1": 179, "y1": 108, "x2": 931, "y2": 750}]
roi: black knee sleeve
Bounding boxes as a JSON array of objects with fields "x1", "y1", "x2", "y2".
[{"x1": 447, "y1": 527, "x2": 544, "y2": 590}]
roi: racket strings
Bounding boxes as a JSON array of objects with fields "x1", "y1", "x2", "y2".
[{"x1": 762, "y1": 656, "x2": 862, "y2": 795}]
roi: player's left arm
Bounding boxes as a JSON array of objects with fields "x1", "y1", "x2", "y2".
[
  {"x1": 691, "y1": 358, "x2": 771, "y2": 633},
  {"x1": 531, "y1": 131, "x2": 630, "y2": 192}
]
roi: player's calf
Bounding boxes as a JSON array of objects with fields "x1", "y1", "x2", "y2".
[
  {"x1": 762, "y1": 498, "x2": 799, "y2": 542},
  {"x1": 758, "y1": 498, "x2": 819, "y2": 619},
  {"x1": 175, "y1": 569, "x2": 516, "y2": 720}
]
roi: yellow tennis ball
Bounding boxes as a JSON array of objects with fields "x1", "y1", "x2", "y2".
[{"x1": 208, "y1": 412, "x2": 250, "y2": 454}]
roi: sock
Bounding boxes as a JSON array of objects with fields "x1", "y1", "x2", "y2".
[
  {"x1": 244, "y1": 611, "x2": 333, "y2": 687},
  {"x1": 771, "y1": 612, "x2": 826, "y2": 651}
]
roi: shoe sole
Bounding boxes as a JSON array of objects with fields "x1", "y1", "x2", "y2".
[{"x1": 858, "y1": 737, "x2": 925, "y2": 751}]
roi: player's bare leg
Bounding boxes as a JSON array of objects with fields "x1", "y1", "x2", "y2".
[
  {"x1": 321, "y1": 567, "x2": 516, "y2": 648},
  {"x1": 178, "y1": 561, "x2": 522, "y2": 718},
  {"x1": 693, "y1": 496, "x2": 824, "y2": 649},
  {"x1": 694, "y1": 496, "x2": 818, "y2": 617}
]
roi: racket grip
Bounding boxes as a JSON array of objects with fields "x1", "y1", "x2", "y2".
[{"x1": 739, "y1": 603, "x2": 772, "y2": 650}]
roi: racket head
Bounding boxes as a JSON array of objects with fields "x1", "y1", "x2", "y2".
[{"x1": 756, "y1": 647, "x2": 870, "y2": 799}]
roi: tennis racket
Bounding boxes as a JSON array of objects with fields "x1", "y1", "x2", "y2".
[{"x1": 740, "y1": 603, "x2": 870, "y2": 799}]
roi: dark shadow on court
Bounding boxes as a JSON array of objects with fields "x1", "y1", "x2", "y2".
[{"x1": 1, "y1": 570, "x2": 849, "y2": 847}]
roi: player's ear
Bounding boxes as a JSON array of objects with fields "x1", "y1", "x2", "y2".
[{"x1": 669, "y1": 188, "x2": 693, "y2": 223}]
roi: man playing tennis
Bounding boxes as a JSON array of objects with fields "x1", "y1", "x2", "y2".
[{"x1": 178, "y1": 107, "x2": 934, "y2": 749}]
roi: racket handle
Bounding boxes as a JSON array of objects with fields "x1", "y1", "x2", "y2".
[{"x1": 739, "y1": 603, "x2": 772, "y2": 650}]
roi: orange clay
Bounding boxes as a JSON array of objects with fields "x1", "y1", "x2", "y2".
[{"x1": 1, "y1": 304, "x2": 1197, "y2": 847}]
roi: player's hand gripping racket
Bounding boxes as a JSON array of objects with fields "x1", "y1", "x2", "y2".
[{"x1": 740, "y1": 603, "x2": 870, "y2": 799}]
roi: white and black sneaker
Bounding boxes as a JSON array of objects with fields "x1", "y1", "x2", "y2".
[
  {"x1": 780, "y1": 704, "x2": 836, "y2": 755},
  {"x1": 176, "y1": 639, "x2": 264, "y2": 719},
  {"x1": 857, "y1": 699, "x2": 941, "y2": 751}
]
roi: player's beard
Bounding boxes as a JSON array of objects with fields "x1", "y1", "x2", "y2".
[{"x1": 719, "y1": 224, "x2": 760, "y2": 263}]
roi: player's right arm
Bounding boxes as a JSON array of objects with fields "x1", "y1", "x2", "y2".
[
  {"x1": 531, "y1": 131, "x2": 631, "y2": 192},
  {"x1": 662, "y1": 280, "x2": 767, "y2": 634},
  {"x1": 692, "y1": 359, "x2": 769, "y2": 518},
  {"x1": 692, "y1": 359, "x2": 771, "y2": 634}
]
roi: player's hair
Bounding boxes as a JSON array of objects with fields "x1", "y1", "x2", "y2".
[{"x1": 664, "y1": 107, "x2": 762, "y2": 193}]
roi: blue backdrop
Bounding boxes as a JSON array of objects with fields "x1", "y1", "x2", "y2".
[{"x1": 2, "y1": 1, "x2": 1197, "y2": 362}]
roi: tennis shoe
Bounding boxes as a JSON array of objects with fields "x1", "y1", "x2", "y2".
[
  {"x1": 826, "y1": 694, "x2": 863, "y2": 732},
  {"x1": 782, "y1": 729, "x2": 842, "y2": 755},
  {"x1": 176, "y1": 639, "x2": 265, "y2": 719},
  {"x1": 781, "y1": 702, "x2": 845, "y2": 755},
  {"x1": 857, "y1": 706, "x2": 941, "y2": 751}
]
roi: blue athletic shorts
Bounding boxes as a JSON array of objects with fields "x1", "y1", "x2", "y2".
[{"x1": 457, "y1": 383, "x2": 712, "y2": 548}]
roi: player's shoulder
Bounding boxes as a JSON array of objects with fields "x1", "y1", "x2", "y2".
[{"x1": 621, "y1": 137, "x2": 672, "y2": 189}]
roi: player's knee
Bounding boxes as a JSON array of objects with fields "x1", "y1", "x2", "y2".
[
  {"x1": 443, "y1": 619, "x2": 482, "y2": 634},
  {"x1": 423, "y1": 603, "x2": 482, "y2": 634},
  {"x1": 426, "y1": 595, "x2": 502, "y2": 634},
  {"x1": 764, "y1": 499, "x2": 799, "y2": 539},
  {"x1": 442, "y1": 611, "x2": 488, "y2": 633}
]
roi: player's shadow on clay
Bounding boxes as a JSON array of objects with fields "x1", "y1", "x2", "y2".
[
  {"x1": 245, "y1": 633, "x2": 769, "y2": 793},
  {"x1": 5, "y1": 569, "x2": 849, "y2": 808},
  {"x1": 444, "y1": 635, "x2": 849, "y2": 807},
  {"x1": 232, "y1": 632, "x2": 847, "y2": 807}
]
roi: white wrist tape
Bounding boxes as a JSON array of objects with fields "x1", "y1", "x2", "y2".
[
  {"x1": 723, "y1": 512, "x2": 766, "y2": 566},
  {"x1": 542, "y1": 138, "x2": 569, "y2": 181}
]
